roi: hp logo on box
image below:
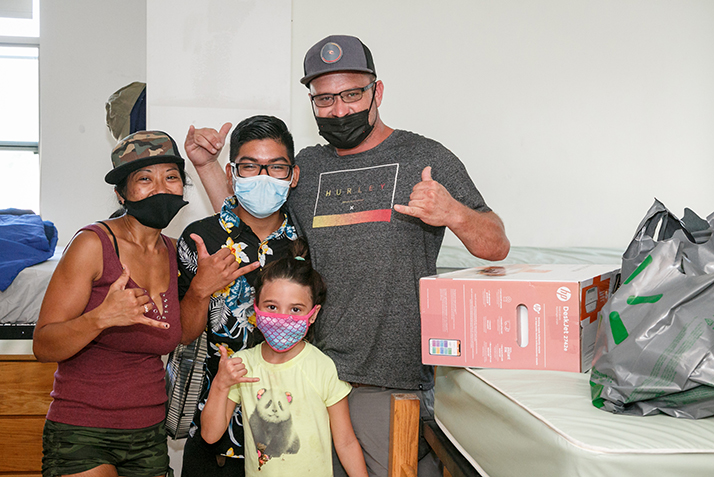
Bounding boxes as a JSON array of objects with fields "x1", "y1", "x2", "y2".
[{"x1": 556, "y1": 286, "x2": 571, "y2": 302}]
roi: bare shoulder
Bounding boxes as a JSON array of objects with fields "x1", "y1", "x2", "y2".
[
  {"x1": 56, "y1": 228, "x2": 105, "y2": 282},
  {"x1": 36, "y1": 228, "x2": 106, "y2": 329}
]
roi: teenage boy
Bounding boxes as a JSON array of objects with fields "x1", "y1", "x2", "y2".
[{"x1": 177, "y1": 115, "x2": 299, "y2": 476}]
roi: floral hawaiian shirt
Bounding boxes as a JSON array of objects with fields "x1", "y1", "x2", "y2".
[{"x1": 177, "y1": 196, "x2": 297, "y2": 458}]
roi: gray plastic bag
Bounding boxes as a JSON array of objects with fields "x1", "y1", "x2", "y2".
[
  {"x1": 590, "y1": 202, "x2": 714, "y2": 418},
  {"x1": 619, "y1": 199, "x2": 708, "y2": 281}
]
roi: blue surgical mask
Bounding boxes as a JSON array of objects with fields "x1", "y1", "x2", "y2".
[{"x1": 232, "y1": 174, "x2": 291, "y2": 219}]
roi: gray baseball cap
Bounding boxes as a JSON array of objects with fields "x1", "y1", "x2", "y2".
[{"x1": 300, "y1": 35, "x2": 376, "y2": 87}]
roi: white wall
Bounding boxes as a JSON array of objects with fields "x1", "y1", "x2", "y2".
[
  {"x1": 40, "y1": 0, "x2": 146, "y2": 246},
  {"x1": 40, "y1": 0, "x2": 714, "y2": 253},
  {"x1": 147, "y1": 0, "x2": 292, "y2": 240},
  {"x1": 292, "y1": 0, "x2": 714, "y2": 250}
]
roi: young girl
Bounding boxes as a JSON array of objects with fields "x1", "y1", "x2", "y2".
[{"x1": 201, "y1": 239, "x2": 368, "y2": 476}]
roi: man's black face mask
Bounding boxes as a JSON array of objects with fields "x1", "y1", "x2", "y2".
[{"x1": 313, "y1": 85, "x2": 376, "y2": 150}]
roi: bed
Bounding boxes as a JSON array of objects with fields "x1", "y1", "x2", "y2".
[
  {"x1": 0, "y1": 251, "x2": 61, "y2": 342},
  {"x1": 432, "y1": 367, "x2": 714, "y2": 477},
  {"x1": 423, "y1": 245, "x2": 714, "y2": 477},
  {"x1": 0, "y1": 253, "x2": 60, "y2": 476}
]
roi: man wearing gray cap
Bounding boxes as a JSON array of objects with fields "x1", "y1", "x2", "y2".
[{"x1": 186, "y1": 34, "x2": 510, "y2": 476}]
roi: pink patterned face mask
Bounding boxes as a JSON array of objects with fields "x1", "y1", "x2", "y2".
[{"x1": 254, "y1": 304, "x2": 319, "y2": 352}]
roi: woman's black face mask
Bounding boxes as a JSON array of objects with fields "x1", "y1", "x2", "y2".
[{"x1": 123, "y1": 193, "x2": 188, "y2": 229}]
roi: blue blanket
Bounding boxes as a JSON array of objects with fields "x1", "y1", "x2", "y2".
[{"x1": 0, "y1": 209, "x2": 58, "y2": 292}]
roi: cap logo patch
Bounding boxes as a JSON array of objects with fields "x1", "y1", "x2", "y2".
[{"x1": 320, "y1": 42, "x2": 342, "y2": 64}]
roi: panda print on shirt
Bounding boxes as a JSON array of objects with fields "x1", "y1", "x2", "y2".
[{"x1": 248, "y1": 387, "x2": 300, "y2": 469}]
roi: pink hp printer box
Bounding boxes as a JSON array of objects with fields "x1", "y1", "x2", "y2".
[{"x1": 420, "y1": 264, "x2": 620, "y2": 372}]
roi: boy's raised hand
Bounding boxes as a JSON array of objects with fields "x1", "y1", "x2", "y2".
[
  {"x1": 189, "y1": 233, "x2": 260, "y2": 299},
  {"x1": 184, "y1": 122, "x2": 232, "y2": 168}
]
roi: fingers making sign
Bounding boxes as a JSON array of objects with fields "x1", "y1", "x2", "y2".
[
  {"x1": 214, "y1": 344, "x2": 260, "y2": 391},
  {"x1": 393, "y1": 166, "x2": 459, "y2": 227},
  {"x1": 184, "y1": 122, "x2": 232, "y2": 167},
  {"x1": 100, "y1": 266, "x2": 169, "y2": 330},
  {"x1": 190, "y1": 233, "x2": 261, "y2": 298}
]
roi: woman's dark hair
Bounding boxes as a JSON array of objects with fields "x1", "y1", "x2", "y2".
[
  {"x1": 229, "y1": 115, "x2": 295, "y2": 164},
  {"x1": 110, "y1": 167, "x2": 189, "y2": 218},
  {"x1": 254, "y1": 238, "x2": 327, "y2": 342}
]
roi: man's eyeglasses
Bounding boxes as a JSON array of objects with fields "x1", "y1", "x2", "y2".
[
  {"x1": 231, "y1": 162, "x2": 294, "y2": 180},
  {"x1": 310, "y1": 82, "x2": 375, "y2": 108}
]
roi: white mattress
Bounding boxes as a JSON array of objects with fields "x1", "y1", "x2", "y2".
[
  {"x1": 0, "y1": 252, "x2": 60, "y2": 355},
  {"x1": 437, "y1": 245, "x2": 623, "y2": 270},
  {"x1": 434, "y1": 367, "x2": 714, "y2": 477},
  {"x1": 0, "y1": 251, "x2": 60, "y2": 325}
]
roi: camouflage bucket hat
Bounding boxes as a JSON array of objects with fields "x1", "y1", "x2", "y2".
[{"x1": 105, "y1": 130, "x2": 185, "y2": 185}]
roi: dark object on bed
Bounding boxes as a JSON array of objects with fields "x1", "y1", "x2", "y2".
[{"x1": 0, "y1": 323, "x2": 35, "y2": 339}]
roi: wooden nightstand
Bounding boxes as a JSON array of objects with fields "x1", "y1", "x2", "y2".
[{"x1": 0, "y1": 354, "x2": 56, "y2": 476}]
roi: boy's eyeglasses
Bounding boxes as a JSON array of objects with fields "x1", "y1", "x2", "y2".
[{"x1": 231, "y1": 162, "x2": 294, "y2": 180}]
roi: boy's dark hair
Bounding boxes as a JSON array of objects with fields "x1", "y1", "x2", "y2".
[
  {"x1": 254, "y1": 238, "x2": 327, "y2": 343},
  {"x1": 229, "y1": 115, "x2": 295, "y2": 164}
]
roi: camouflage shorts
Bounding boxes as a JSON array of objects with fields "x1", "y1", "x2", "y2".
[{"x1": 42, "y1": 420, "x2": 172, "y2": 477}]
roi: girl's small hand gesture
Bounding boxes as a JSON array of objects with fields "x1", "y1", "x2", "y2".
[
  {"x1": 98, "y1": 266, "x2": 169, "y2": 330},
  {"x1": 214, "y1": 345, "x2": 260, "y2": 391}
]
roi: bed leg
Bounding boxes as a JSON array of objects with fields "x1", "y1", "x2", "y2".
[{"x1": 388, "y1": 393, "x2": 420, "y2": 477}]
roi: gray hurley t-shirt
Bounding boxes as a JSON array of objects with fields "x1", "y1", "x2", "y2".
[{"x1": 288, "y1": 130, "x2": 491, "y2": 390}]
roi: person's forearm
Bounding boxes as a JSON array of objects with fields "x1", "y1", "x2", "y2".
[
  {"x1": 179, "y1": 287, "x2": 210, "y2": 344},
  {"x1": 448, "y1": 206, "x2": 510, "y2": 261},
  {"x1": 201, "y1": 386, "x2": 233, "y2": 444},
  {"x1": 194, "y1": 161, "x2": 232, "y2": 213},
  {"x1": 33, "y1": 310, "x2": 104, "y2": 362},
  {"x1": 336, "y1": 439, "x2": 369, "y2": 477},
  {"x1": 330, "y1": 398, "x2": 369, "y2": 477}
]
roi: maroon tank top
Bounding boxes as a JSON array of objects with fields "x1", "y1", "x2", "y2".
[{"x1": 46, "y1": 224, "x2": 182, "y2": 429}]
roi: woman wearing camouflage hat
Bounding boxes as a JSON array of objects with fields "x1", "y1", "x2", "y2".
[{"x1": 32, "y1": 131, "x2": 227, "y2": 477}]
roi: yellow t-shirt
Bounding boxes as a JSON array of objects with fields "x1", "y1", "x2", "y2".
[{"x1": 228, "y1": 342, "x2": 351, "y2": 476}]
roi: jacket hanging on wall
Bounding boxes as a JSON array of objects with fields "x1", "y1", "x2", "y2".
[{"x1": 105, "y1": 81, "x2": 147, "y2": 142}]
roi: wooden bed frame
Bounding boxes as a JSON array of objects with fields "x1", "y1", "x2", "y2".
[
  {"x1": 422, "y1": 419, "x2": 482, "y2": 477},
  {"x1": 388, "y1": 393, "x2": 482, "y2": 477}
]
